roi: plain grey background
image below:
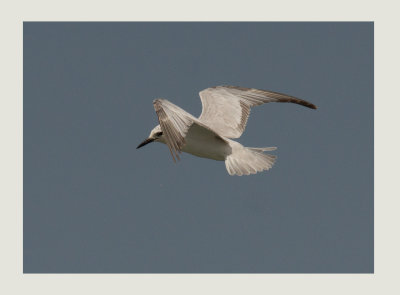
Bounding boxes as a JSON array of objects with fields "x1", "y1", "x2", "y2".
[{"x1": 24, "y1": 22, "x2": 373, "y2": 273}]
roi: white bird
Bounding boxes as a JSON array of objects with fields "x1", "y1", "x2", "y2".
[{"x1": 137, "y1": 85, "x2": 317, "y2": 176}]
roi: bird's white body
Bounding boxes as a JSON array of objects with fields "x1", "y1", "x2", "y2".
[
  {"x1": 181, "y1": 124, "x2": 231, "y2": 161},
  {"x1": 137, "y1": 85, "x2": 316, "y2": 176},
  {"x1": 156, "y1": 121, "x2": 232, "y2": 161}
]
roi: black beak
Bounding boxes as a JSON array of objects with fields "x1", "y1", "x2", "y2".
[{"x1": 136, "y1": 138, "x2": 154, "y2": 149}]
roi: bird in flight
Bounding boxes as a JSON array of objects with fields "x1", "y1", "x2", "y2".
[{"x1": 137, "y1": 85, "x2": 317, "y2": 176}]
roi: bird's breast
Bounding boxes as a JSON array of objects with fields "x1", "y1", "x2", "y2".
[{"x1": 181, "y1": 129, "x2": 231, "y2": 161}]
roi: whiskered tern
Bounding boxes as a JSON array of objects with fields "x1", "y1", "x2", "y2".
[{"x1": 137, "y1": 85, "x2": 317, "y2": 176}]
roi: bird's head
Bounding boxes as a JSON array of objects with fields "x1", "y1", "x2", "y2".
[{"x1": 136, "y1": 125, "x2": 165, "y2": 149}]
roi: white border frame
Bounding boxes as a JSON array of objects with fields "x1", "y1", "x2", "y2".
[{"x1": 2, "y1": 0, "x2": 400, "y2": 294}]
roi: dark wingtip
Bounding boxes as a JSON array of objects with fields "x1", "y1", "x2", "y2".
[{"x1": 299, "y1": 100, "x2": 317, "y2": 110}]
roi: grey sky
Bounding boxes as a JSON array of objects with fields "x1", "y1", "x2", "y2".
[{"x1": 24, "y1": 22, "x2": 373, "y2": 273}]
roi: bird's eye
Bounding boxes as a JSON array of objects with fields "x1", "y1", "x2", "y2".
[{"x1": 155, "y1": 131, "x2": 163, "y2": 137}]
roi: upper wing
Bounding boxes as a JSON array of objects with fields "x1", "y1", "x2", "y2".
[
  {"x1": 153, "y1": 98, "x2": 227, "y2": 162},
  {"x1": 198, "y1": 85, "x2": 317, "y2": 138}
]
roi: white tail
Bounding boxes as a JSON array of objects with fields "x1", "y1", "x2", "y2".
[{"x1": 225, "y1": 146, "x2": 277, "y2": 176}]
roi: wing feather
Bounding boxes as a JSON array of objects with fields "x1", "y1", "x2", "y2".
[
  {"x1": 198, "y1": 85, "x2": 317, "y2": 138},
  {"x1": 153, "y1": 99, "x2": 194, "y2": 162}
]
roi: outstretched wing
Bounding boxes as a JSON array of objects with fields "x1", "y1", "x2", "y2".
[
  {"x1": 198, "y1": 85, "x2": 317, "y2": 138},
  {"x1": 153, "y1": 98, "x2": 227, "y2": 162}
]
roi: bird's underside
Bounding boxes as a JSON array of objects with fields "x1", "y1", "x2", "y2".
[{"x1": 149, "y1": 85, "x2": 317, "y2": 175}]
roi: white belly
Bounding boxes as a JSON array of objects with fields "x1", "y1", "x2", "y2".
[{"x1": 181, "y1": 124, "x2": 231, "y2": 161}]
